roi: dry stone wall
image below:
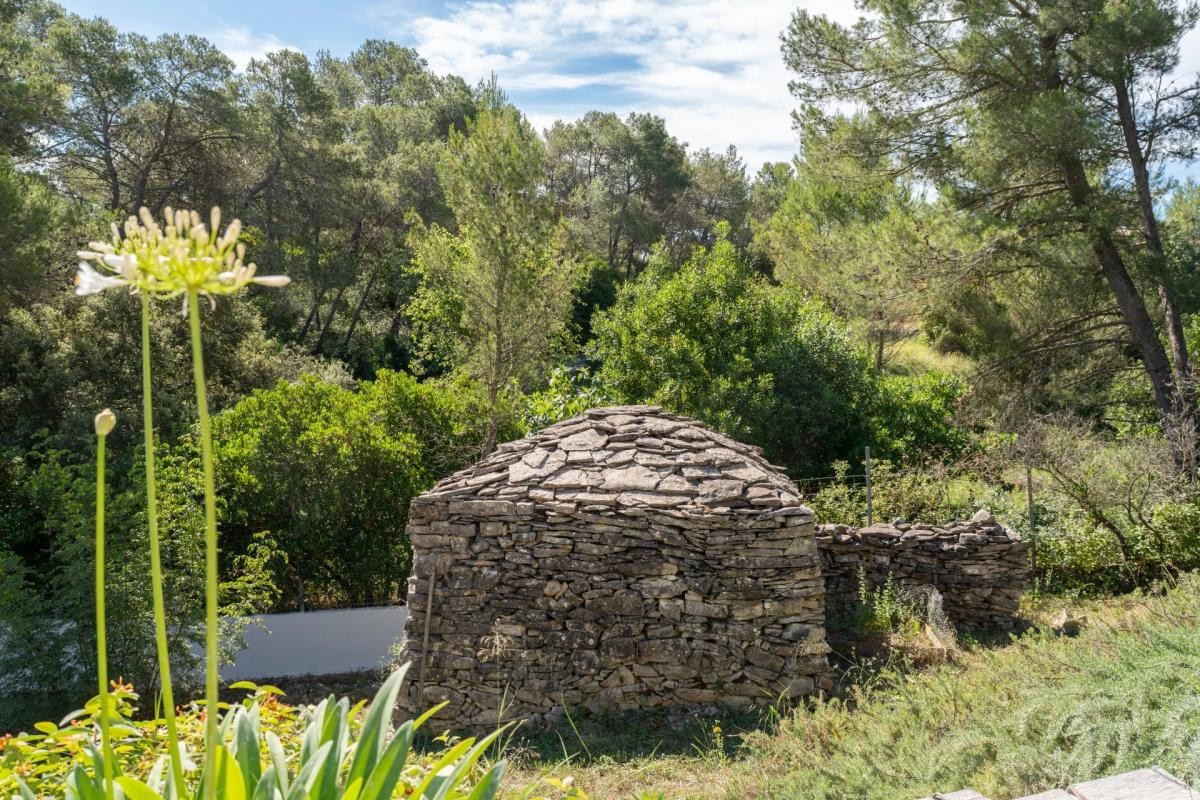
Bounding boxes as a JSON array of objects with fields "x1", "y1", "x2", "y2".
[
  {"x1": 816, "y1": 510, "x2": 1030, "y2": 630},
  {"x1": 396, "y1": 406, "x2": 832, "y2": 727}
]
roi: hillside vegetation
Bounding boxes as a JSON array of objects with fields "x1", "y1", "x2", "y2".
[{"x1": 4, "y1": 1, "x2": 1200, "y2": 794}]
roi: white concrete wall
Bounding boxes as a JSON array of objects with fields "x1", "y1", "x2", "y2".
[{"x1": 222, "y1": 605, "x2": 409, "y2": 680}]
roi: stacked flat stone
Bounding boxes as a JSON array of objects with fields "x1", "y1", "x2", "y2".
[
  {"x1": 396, "y1": 405, "x2": 832, "y2": 727},
  {"x1": 816, "y1": 510, "x2": 1030, "y2": 630}
]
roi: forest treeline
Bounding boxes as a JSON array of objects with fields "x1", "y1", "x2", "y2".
[{"x1": 2, "y1": 0, "x2": 1200, "y2": 718}]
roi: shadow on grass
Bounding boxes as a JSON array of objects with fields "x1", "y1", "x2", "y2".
[{"x1": 508, "y1": 702, "x2": 780, "y2": 769}]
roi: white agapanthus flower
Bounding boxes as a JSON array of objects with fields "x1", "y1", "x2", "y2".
[
  {"x1": 75, "y1": 262, "x2": 132, "y2": 295},
  {"x1": 74, "y1": 206, "x2": 290, "y2": 303}
]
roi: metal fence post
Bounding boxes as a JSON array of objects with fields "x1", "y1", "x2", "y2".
[
  {"x1": 864, "y1": 446, "x2": 873, "y2": 526},
  {"x1": 1025, "y1": 461, "x2": 1035, "y2": 533}
]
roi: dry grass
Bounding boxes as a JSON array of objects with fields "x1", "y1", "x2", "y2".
[{"x1": 504, "y1": 575, "x2": 1200, "y2": 800}]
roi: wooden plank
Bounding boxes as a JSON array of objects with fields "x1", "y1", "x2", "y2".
[
  {"x1": 1017, "y1": 790, "x2": 1073, "y2": 800},
  {"x1": 1068, "y1": 768, "x2": 1197, "y2": 800}
]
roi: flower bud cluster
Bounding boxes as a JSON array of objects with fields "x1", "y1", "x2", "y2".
[{"x1": 76, "y1": 206, "x2": 289, "y2": 300}]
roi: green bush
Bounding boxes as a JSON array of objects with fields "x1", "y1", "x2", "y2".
[
  {"x1": 1018, "y1": 425, "x2": 1200, "y2": 595},
  {"x1": 591, "y1": 228, "x2": 967, "y2": 477},
  {"x1": 1025, "y1": 498, "x2": 1200, "y2": 596},
  {"x1": 0, "y1": 290, "x2": 347, "y2": 454},
  {"x1": 212, "y1": 370, "x2": 524, "y2": 610},
  {"x1": 0, "y1": 445, "x2": 272, "y2": 732},
  {"x1": 805, "y1": 460, "x2": 997, "y2": 527},
  {"x1": 591, "y1": 229, "x2": 874, "y2": 477},
  {"x1": 212, "y1": 376, "x2": 425, "y2": 609},
  {"x1": 804, "y1": 427, "x2": 1200, "y2": 596},
  {"x1": 362, "y1": 370, "x2": 526, "y2": 480},
  {"x1": 870, "y1": 371, "x2": 970, "y2": 467},
  {"x1": 524, "y1": 366, "x2": 616, "y2": 430}
]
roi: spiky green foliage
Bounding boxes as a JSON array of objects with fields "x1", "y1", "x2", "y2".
[{"x1": 2, "y1": 666, "x2": 510, "y2": 800}]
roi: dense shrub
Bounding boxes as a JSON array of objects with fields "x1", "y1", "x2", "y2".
[
  {"x1": 870, "y1": 371, "x2": 970, "y2": 466},
  {"x1": 1019, "y1": 424, "x2": 1200, "y2": 594},
  {"x1": 524, "y1": 366, "x2": 616, "y2": 430},
  {"x1": 804, "y1": 424, "x2": 1200, "y2": 596},
  {"x1": 212, "y1": 371, "x2": 524, "y2": 610},
  {"x1": 0, "y1": 290, "x2": 348, "y2": 454},
  {"x1": 804, "y1": 460, "x2": 988, "y2": 526},
  {"x1": 592, "y1": 230, "x2": 875, "y2": 477},
  {"x1": 362, "y1": 370, "x2": 526, "y2": 479},
  {"x1": 212, "y1": 376, "x2": 425, "y2": 609},
  {"x1": 591, "y1": 229, "x2": 967, "y2": 477}
]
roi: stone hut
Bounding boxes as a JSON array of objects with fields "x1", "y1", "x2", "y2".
[{"x1": 396, "y1": 405, "x2": 831, "y2": 727}]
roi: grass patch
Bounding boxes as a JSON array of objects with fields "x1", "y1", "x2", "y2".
[
  {"x1": 507, "y1": 575, "x2": 1200, "y2": 800},
  {"x1": 884, "y1": 336, "x2": 975, "y2": 379}
]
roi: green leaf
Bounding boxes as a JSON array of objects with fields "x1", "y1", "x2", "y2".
[
  {"x1": 250, "y1": 766, "x2": 279, "y2": 800},
  {"x1": 67, "y1": 765, "x2": 104, "y2": 800},
  {"x1": 412, "y1": 701, "x2": 448, "y2": 733},
  {"x1": 465, "y1": 763, "x2": 506, "y2": 800},
  {"x1": 426, "y1": 725, "x2": 514, "y2": 800},
  {"x1": 298, "y1": 699, "x2": 328, "y2": 765},
  {"x1": 312, "y1": 699, "x2": 349, "y2": 799},
  {"x1": 266, "y1": 732, "x2": 289, "y2": 797},
  {"x1": 345, "y1": 663, "x2": 409, "y2": 789},
  {"x1": 340, "y1": 778, "x2": 362, "y2": 800},
  {"x1": 115, "y1": 777, "x2": 164, "y2": 800},
  {"x1": 14, "y1": 777, "x2": 36, "y2": 800},
  {"x1": 233, "y1": 704, "x2": 263, "y2": 795},
  {"x1": 406, "y1": 739, "x2": 472, "y2": 800},
  {"x1": 212, "y1": 747, "x2": 247, "y2": 800},
  {"x1": 284, "y1": 742, "x2": 330, "y2": 800},
  {"x1": 355, "y1": 721, "x2": 413, "y2": 800}
]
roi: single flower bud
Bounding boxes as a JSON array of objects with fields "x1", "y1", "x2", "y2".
[{"x1": 94, "y1": 408, "x2": 117, "y2": 437}]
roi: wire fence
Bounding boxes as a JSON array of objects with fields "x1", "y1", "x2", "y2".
[{"x1": 794, "y1": 446, "x2": 1041, "y2": 531}]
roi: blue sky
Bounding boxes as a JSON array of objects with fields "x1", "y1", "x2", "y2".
[
  {"x1": 56, "y1": 0, "x2": 868, "y2": 170},
  {"x1": 56, "y1": 0, "x2": 1200, "y2": 180}
]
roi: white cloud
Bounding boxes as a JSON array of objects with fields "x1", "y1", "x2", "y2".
[
  {"x1": 402, "y1": 0, "x2": 860, "y2": 169},
  {"x1": 209, "y1": 26, "x2": 299, "y2": 69}
]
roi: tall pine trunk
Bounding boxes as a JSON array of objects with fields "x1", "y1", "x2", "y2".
[
  {"x1": 1043, "y1": 36, "x2": 1196, "y2": 473},
  {"x1": 1113, "y1": 76, "x2": 1197, "y2": 466}
]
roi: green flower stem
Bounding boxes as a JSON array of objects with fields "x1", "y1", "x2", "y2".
[
  {"x1": 141, "y1": 292, "x2": 186, "y2": 793},
  {"x1": 94, "y1": 427, "x2": 114, "y2": 800},
  {"x1": 186, "y1": 288, "x2": 219, "y2": 800}
]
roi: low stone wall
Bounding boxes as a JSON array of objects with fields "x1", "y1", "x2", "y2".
[{"x1": 815, "y1": 510, "x2": 1030, "y2": 630}]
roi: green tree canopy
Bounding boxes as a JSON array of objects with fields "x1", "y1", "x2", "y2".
[
  {"x1": 783, "y1": 0, "x2": 1200, "y2": 467},
  {"x1": 408, "y1": 106, "x2": 578, "y2": 452},
  {"x1": 592, "y1": 227, "x2": 878, "y2": 476},
  {"x1": 545, "y1": 111, "x2": 690, "y2": 276}
]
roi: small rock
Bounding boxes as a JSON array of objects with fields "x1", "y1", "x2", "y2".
[
  {"x1": 970, "y1": 508, "x2": 995, "y2": 525},
  {"x1": 1052, "y1": 609, "x2": 1087, "y2": 637}
]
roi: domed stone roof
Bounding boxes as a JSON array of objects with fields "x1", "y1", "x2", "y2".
[{"x1": 421, "y1": 405, "x2": 805, "y2": 517}]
